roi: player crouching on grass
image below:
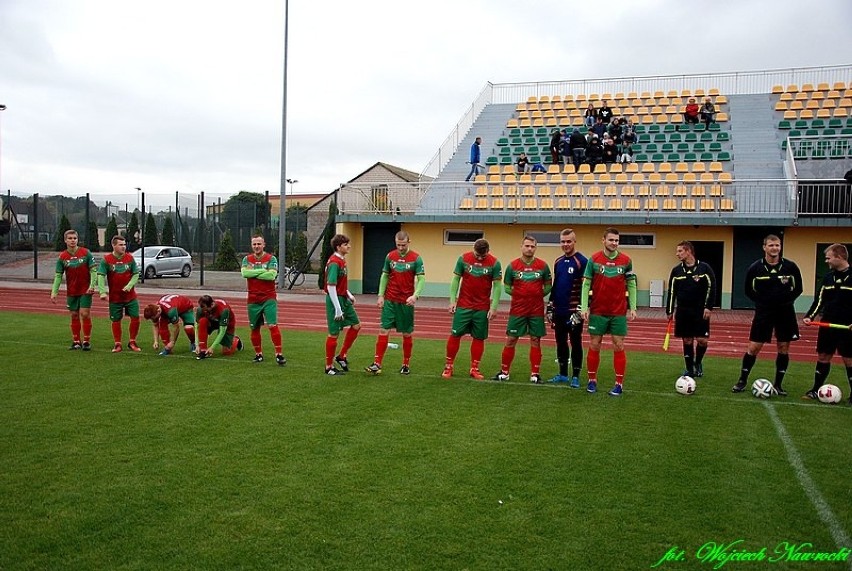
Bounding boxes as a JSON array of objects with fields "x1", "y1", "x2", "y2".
[
  {"x1": 143, "y1": 294, "x2": 197, "y2": 356},
  {"x1": 195, "y1": 295, "x2": 243, "y2": 359},
  {"x1": 51, "y1": 229, "x2": 97, "y2": 350}
]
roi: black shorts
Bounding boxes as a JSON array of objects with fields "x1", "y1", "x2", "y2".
[
  {"x1": 816, "y1": 327, "x2": 852, "y2": 357},
  {"x1": 749, "y1": 306, "x2": 800, "y2": 343},
  {"x1": 674, "y1": 306, "x2": 710, "y2": 339}
]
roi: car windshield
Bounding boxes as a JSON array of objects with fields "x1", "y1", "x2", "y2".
[{"x1": 132, "y1": 247, "x2": 162, "y2": 257}]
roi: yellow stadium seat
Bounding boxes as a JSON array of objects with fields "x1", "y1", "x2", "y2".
[
  {"x1": 475, "y1": 186, "x2": 488, "y2": 197},
  {"x1": 673, "y1": 184, "x2": 688, "y2": 197},
  {"x1": 631, "y1": 173, "x2": 646, "y2": 185},
  {"x1": 593, "y1": 163, "x2": 607, "y2": 174},
  {"x1": 589, "y1": 198, "x2": 605, "y2": 210},
  {"x1": 709, "y1": 161, "x2": 724, "y2": 173},
  {"x1": 474, "y1": 174, "x2": 487, "y2": 184},
  {"x1": 505, "y1": 185, "x2": 518, "y2": 196},
  {"x1": 833, "y1": 82, "x2": 847, "y2": 90},
  {"x1": 502, "y1": 165, "x2": 515, "y2": 175},
  {"x1": 834, "y1": 107, "x2": 848, "y2": 118},
  {"x1": 621, "y1": 185, "x2": 636, "y2": 197},
  {"x1": 641, "y1": 115, "x2": 654, "y2": 124},
  {"x1": 783, "y1": 110, "x2": 798, "y2": 120},
  {"x1": 699, "y1": 198, "x2": 715, "y2": 211},
  {"x1": 570, "y1": 185, "x2": 583, "y2": 197},
  {"x1": 692, "y1": 162, "x2": 706, "y2": 173},
  {"x1": 694, "y1": 88, "x2": 706, "y2": 97},
  {"x1": 615, "y1": 173, "x2": 628, "y2": 184},
  {"x1": 587, "y1": 185, "x2": 602, "y2": 197},
  {"x1": 506, "y1": 197, "x2": 519, "y2": 209},
  {"x1": 691, "y1": 185, "x2": 707, "y2": 197},
  {"x1": 801, "y1": 83, "x2": 815, "y2": 92},
  {"x1": 607, "y1": 198, "x2": 623, "y2": 210},
  {"x1": 715, "y1": 95, "x2": 728, "y2": 105},
  {"x1": 662, "y1": 198, "x2": 678, "y2": 210},
  {"x1": 582, "y1": 173, "x2": 596, "y2": 184},
  {"x1": 574, "y1": 198, "x2": 588, "y2": 210},
  {"x1": 521, "y1": 185, "x2": 535, "y2": 196},
  {"x1": 556, "y1": 197, "x2": 570, "y2": 210},
  {"x1": 709, "y1": 184, "x2": 723, "y2": 197},
  {"x1": 708, "y1": 88, "x2": 720, "y2": 96},
  {"x1": 682, "y1": 172, "x2": 697, "y2": 184},
  {"x1": 474, "y1": 198, "x2": 488, "y2": 209},
  {"x1": 609, "y1": 163, "x2": 623, "y2": 174},
  {"x1": 771, "y1": 85, "x2": 784, "y2": 94},
  {"x1": 577, "y1": 164, "x2": 591, "y2": 174},
  {"x1": 779, "y1": 92, "x2": 793, "y2": 102},
  {"x1": 799, "y1": 109, "x2": 815, "y2": 119},
  {"x1": 786, "y1": 84, "x2": 799, "y2": 93},
  {"x1": 816, "y1": 109, "x2": 831, "y2": 119},
  {"x1": 549, "y1": 173, "x2": 564, "y2": 183},
  {"x1": 626, "y1": 198, "x2": 641, "y2": 210},
  {"x1": 699, "y1": 172, "x2": 715, "y2": 184},
  {"x1": 720, "y1": 198, "x2": 734, "y2": 211},
  {"x1": 718, "y1": 172, "x2": 733, "y2": 184},
  {"x1": 459, "y1": 198, "x2": 473, "y2": 210},
  {"x1": 490, "y1": 197, "x2": 504, "y2": 209},
  {"x1": 604, "y1": 184, "x2": 618, "y2": 196},
  {"x1": 811, "y1": 91, "x2": 825, "y2": 101},
  {"x1": 491, "y1": 185, "x2": 504, "y2": 197},
  {"x1": 823, "y1": 99, "x2": 836, "y2": 109},
  {"x1": 506, "y1": 119, "x2": 519, "y2": 128},
  {"x1": 656, "y1": 114, "x2": 669, "y2": 124},
  {"x1": 775, "y1": 102, "x2": 788, "y2": 112},
  {"x1": 794, "y1": 92, "x2": 808, "y2": 101},
  {"x1": 645, "y1": 198, "x2": 659, "y2": 210},
  {"x1": 533, "y1": 173, "x2": 548, "y2": 184},
  {"x1": 716, "y1": 112, "x2": 728, "y2": 122},
  {"x1": 563, "y1": 173, "x2": 578, "y2": 185},
  {"x1": 805, "y1": 100, "x2": 820, "y2": 110},
  {"x1": 562, "y1": 164, "x2": 576, "y2": 175},
  {"x1": 681, "y1": 198, "x2": 696, "y2": 211},
  {"x1": 523, "y1": 198, "x2": 538, "y2": 209},
  {"x1": 487, "y1": 165, "x2": 500, "y2": 175},
  {"x1": 664, "y1": 172, "x2": 679, "y2": 183},
  {"x1": 641, "y1": 163, "x2": 656, "y2": 173},
  {"x1": 675, "y1": 162, "x2": 689, "y2": 173},
  {"x1": 538, "y1": 185, "x2": 552, "y2": 197},
  {"x1": 540, "y1": 198, "x2": 555, "y2": 210},
  {"x1": 519, "y1": 174, "x2": 532, "y2": 184},
  {"x1": 625, "y1": 163, "x2": 640, "y2": 173},
  {"x1": 598, "y1": 173, "x2": 612, "y2": 184},
  {"x1": 553, "y1": 184, "x2": 568, "y2": 197}
]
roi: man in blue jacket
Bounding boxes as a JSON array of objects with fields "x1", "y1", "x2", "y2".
[{"x1": 465, "y1": 136, "x2": 482, "y2": 181}]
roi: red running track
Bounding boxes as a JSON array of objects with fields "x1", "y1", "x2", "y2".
[{"x1": 0, "y1": 287, "x2": 819, "y2": 362}]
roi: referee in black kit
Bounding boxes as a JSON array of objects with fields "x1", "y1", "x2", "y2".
[
  {"x1": 666, "y1": 241, "x2": 716, "y2": 378},
  {"x1": 732, "y1": 234, "x2": 803, "y2": 396},
  {"x1": 802, "y1": 243, "x2": 852, "y2": 404}
]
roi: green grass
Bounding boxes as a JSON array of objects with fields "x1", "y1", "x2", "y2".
[{"x1": 1, "y1": 312, "x2": 850, "y2": 570}]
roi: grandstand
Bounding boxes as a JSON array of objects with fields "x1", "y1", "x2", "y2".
[{"x1": 336, "y1": 65, "x2": 852, "y2": 311}]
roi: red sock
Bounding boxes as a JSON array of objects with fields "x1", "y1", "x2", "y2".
[
  {"x1": 587, "y1": 348, "x2": 600, "y2": 381},
  {"x1": 223, "y1": 336, "x2": 238, "y2": 356},
  {"x1": 614, "y1": 350, "x2": 627, "y2": 385},
  {"x1": 501, "y1": 346, "x2": 516, "y2": 374},
  {"x1": 325, "y1": 336, "x2": 337, "y2": 368},
  {"x1": 70, "y1": 315, "x2": 81, "y2": 342},
  {"x1": 374, "y1": 334, "x2": 389, "y2": 365},
  {"x1": 111, "y1": 321, "x2": 122, "y2": 344},
  {"x1": 530, "y1": 345, "x2": 542, "y2": 374},
  {"x1": 251, "y1": 328, "x2": 263, "y2": 353},
  {"x1": 82, "y1": 317, "x2": 92, "y2": 342},
  {"x1": 339, "y1": 327, "x2": 359, "y2": 357},
  {"x1": 445, "y1": 335, "x2": 461, "y2": 365},
  {"x1": 185, "y1": 325, "x2": 196, "y2": 344},
  {"x1": 402, "y1": 335, "x2": 413, "y2": 366},
  {"x1": 197, "y1": 318, "x2": 209, "y2": 351},
  {"x1": 129, "y1": 317, "x2": 140, "y2": 342},
  {"x1": 470, "y1": 338, "x2": 484, "y2": 369},
  {"x1": 269, "y1": 325, "x2": 282, "y2": 354}
]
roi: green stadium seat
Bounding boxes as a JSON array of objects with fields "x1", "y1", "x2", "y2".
[
  {"x1": 811, "y1": 119, "x2": 825, "y2": 130},
  {"x1": 634, "y1": 153, "x2": 649, "y2": 162},
  {"x1": 530, "y1": 155, "x2": 542, "y2": 163},
  {"x1": 651, "y1": 153, "x2": 665, "y2": 162},
  {"x1": 538, "y1": 136, "x2": 550, "y2": 145},
  {"x1": 663, "y1": 124, "x2": 677, "y2": 133},
  {"x1": 788, "y1": 130, "x2": 802, "y2": 138},
  {"x1": 778, "y1": 120, "x2": 792, "y2": 130},
  {"x1": 823, "y1": 129, "x2": 836, "y2": 137},
  {"x1": 524, "y1": 136, "x2": 536, "y2": 145},
  {"x1": 528, "y1": 146, "x2": 540, "y2": 156},
  {"x1": 836, "y1": 141, "x2": 851, "y2": 159},
  {"x1": 715, "y1": 132, "x2": 730, "y2": 142},
  {"x1": 716, "y1": 151, "x2": 732, "y2": 161},
  {"x1": 693, "y1": 142, "x2": 706, "y2": 153},
  {"x1": 499, "y1": 147, "x2": 511, "y2": 156},
  {"x1": 676, "y1": 143, "x2": 690, "y2": 153},
  {"x1": 683, "y1": 153, "x2": 698, "y2": 162},
  {"x1": 669, "y1": 133, "x2": 682, "y2": 143},
  {"x1": 709, "y1": 123, "x2": 721, "y2": 132},
  {"x1": 500, "y1": 156, "x2": 512, "y2": 165},
  {"x1": 841, "y1": 128, "x2": 852, "y2": 136},
  {"x1": 804, "y1": 129, "x2": 820, "y2": 137},
  {"x1": 794, "y1": 120, "x2": 809, "y2": 130},
  {"x1": 486, "y1": 156, "x2": 499, "y2": 165},
  {"x1": 638, "y1": 134, "x2": 651, "y2": 144},
  {"x1": 661, "y1": 143, "x2": 674, "y2": 153},
  {"x1": 511, "y1": 137, "x2": 523, "y2": 146},
  {"x1": 847, "y1": 118, "x2": 852, "y2": 128},
  {"x1": 654, "y1": 133, "x2": 667, "y2": 143},
  {"x1": 522, "y1": 128, "x2": 534, "y2": 136},
  {"x1": 513, "y1": 146, "x2": 524, "y2": 155},
  {"x1": 781, "y1": 140, "x2": 788, "y2": 151},
  {"x1": 700, "y1": 132, "x2": 714, "y2": 142},
  {"x1": 496, "y1": 137, "x2": 509, "y2": 147},
  {"x1": 644, "y1": 143, "x2": 659, "y2": 153},
  {"x1": 536, "y1": 127, "x2": 548, "y2": 136},
  {"x1": 633, "y1": 125, "x2": 646, "y2": 134},
  {"x1": 667, "y1": 153, "x2": 681, "y2": 163},
  {"x1": 648, "y1": 125, "x2": 661, "y2": 134},
  {"x1": 699, "y1": 152, "x2": 714, "y2": 162},
  {"x1": 828, "y1": 119, "x2": 843, "y2": 129},
  {"x1": 684, "y1": 133, "x2": 698, "y2": 143},
  {"x1": 509, "y1": 128, "x2": 521, "y2": 137},
  {"x1": 709, "y1": 142, "x2": 722, "y2": 153}
]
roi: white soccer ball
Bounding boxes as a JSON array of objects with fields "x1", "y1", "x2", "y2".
[
  {"x1": 751, "y1": 378, "x2": 774, "y2": 399},
  {"x1": 817, "y1": 384, "x2": 843, "y2": 404},
  {"x1": 675, "y1": 375, "x2": 696, "y2": 395}
]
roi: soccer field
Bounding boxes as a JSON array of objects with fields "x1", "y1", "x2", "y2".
[{"x1": 1, "y1": 311, "x2": 850, "y2": 570}]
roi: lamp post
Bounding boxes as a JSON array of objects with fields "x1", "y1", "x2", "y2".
[
  {"x1": 276, "y1": 0, "x2": 290, "y2": 289},
  {"x1": 286, "y1": 178, "x2": 298, "y2": 233},
  {"x1": 0, "y1": 104, "x2": 7, "y2": 249}
]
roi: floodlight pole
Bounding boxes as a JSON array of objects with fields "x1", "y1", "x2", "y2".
[
  {"x1": 276, "y1": 0, "x2": 290, "y2": 289},
  {"x1": 0, "y1": 104, "x2": 6, "y2": 249}
]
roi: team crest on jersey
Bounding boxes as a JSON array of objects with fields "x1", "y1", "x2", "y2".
[
  {"x1": 779, "y1": 276, "x2": 789, "y2": 284},
  {"x1": 693, "y1": 275, "x2": 701, "y2": 282}
]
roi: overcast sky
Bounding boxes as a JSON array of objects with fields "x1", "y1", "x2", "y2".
[{"x1": 1, "y1": 0, "x2": 851, "y2": 208}]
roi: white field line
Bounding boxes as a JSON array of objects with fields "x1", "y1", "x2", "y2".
[{"x1": 763, "y1": 402, "x2": 852, "y2": 569}]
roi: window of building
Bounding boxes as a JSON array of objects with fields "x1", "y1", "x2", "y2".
[{"x1": 444, "y1": 230, "x2": 484, "y2": 244}]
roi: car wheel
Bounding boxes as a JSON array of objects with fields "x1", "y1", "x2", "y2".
[
  {"x1": 145, "y1": 266, "x2": 157, "y2": 279},
  {"x1": 181, "y1": 264, "x2": 192, "y2": 278}
]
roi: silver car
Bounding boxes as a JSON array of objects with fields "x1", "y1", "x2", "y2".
[{"x1": 132, "y1": 246, "x2": 193, "y2": 278}]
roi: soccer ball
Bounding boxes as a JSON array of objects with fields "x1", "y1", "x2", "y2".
[
  {"x1": 817, "y1": 384, "x2": 843, "y2": 404},
  {"x1": 751, "y1": 378, "x2": 774, "y2": 399},
  {"x1": 675, "y1": 375, "x2": 696, "y2": 395}
]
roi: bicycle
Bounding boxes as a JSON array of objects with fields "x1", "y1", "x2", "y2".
[{"x1": 282, "y1": 265, "x2": 306, "y2": 287}]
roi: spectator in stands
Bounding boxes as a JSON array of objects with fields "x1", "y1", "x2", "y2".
[
  {"x1": 560, "y1": 130, "x2": 572, "y2": 166},
  {"x1": 700, "y1": 98, "x2": 716, "y2": 131},
  {"x1": 583, "y1": 103, "x2": 597, "y2": 128},
  {"x1": 516, "y1": 152, "x2": 530, "y2": 174},
  {"x1": 550, "y1": 130, "x2": 562, "y2": 165},
  {"x1": 683, "y1": 98, "x2": 700, "y2": 125},
  {"x1": 586, "y1": 136, "x2": 604, "y2": 168},
  {"x1": 845, "y1": 169, "x2": 852, "y2": 185},
  {"x1": 622, "y1": 123, "x2": 636, "y2": 147},
  {"x1": 591, "y1": 117, "x2": 607, "y2": 139},
  {"x1": 619, "y1": 141, "x2": 635, "y2": 164},
  {"x1": 531, "y1": 162, "x2": 547, "y2": 173},
  {"x1": 602, "y1": 138, "x2": 619, "y2": 164},
  {"x1": 608, "y1": 117, "x2": 623, "y2": 145},
  {"x1": 465, "y1": 136, "x2": 482, "y2": 182},
  {"x1": 569, "y1": 128, "x2": 587, "y2": 169},
  {"x1": 598, "y1": 100, "x2": 614, "y2": 124}
]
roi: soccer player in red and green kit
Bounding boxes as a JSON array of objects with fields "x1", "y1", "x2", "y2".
[
  {"x1": 98, "y1": 235, "x2": 141, "y2": 352},
  {"x1": 579, "y1": 227, "x2": 637, "y2": 396},
  {"x1": 241, "y1": 235, "x2": 285, "y2": 365},
  {"x1": 366, "y1": 231, "x2": 425, "y2": 376},
  {"x1": 441, "y1": 238, "x2": 502, "y2": 381},
  {"x1": 142, "y1": 294, "x2": 197, "y2": 355},
  {"x1": 195, "y1": 295, "x2": 243, "y2": 359},
  {"x1": 493, "y1": 235, "x2": 552, "y2": 383},
  {"x1": 324, "y1": 234, "x2": 361, "y2": 376},
  {"x1": 51, "y1": 229, "x2": 97, "y2": 350}
]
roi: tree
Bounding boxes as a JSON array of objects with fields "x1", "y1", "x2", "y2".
[
  {"x1": 291, "y1": 232, "x2": 309, "y2": 271},
  {"x1": 127, "y1": 212, "x2": 140, "y2": 251},
  {"x1": 103, "y1": 216, "x2": 118, "y2": 252},
  {"x1": 178, "y1": 216, "x2": 192, "y2": 253},
  {"x1": 85, "y1": 221, "x2": 100, "y2": 252},
  {"x1": 212, "y1": 229, "x2": 240, "y2": 271},
  {"x1": 54, "y1": 214, "x2": 72, "y2": 251},
  {"x1": 317, "y1": 199, "x2": 336, "y2": 290},
  {"x1": 220, "y1": 192, "x2": 271, "y2": 251},
  {"x1": 161, "y1": 217, "x2": 175, "y2": 246},
  {"x1": 193, "y1": 218, "x2": 206, "y2": 254},
  {"x1": 143, "y1": 212, "x2": 159, "y2": 245}
]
